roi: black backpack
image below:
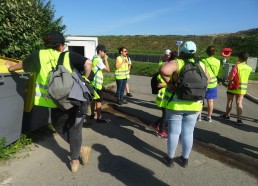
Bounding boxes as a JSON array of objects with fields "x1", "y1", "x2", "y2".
[
  {"x1": 174, "y1": 59, "x2": 207, "y2": 101},
  {"x1": 151, "y1": 72, "x2": 160, "y2": 94}
]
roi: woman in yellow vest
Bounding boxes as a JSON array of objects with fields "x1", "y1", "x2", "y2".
[
  {"x1": 160, "y1": 41, "x2": 209, "y2": 168},
  {"x1": 115, "y1": 47, "x2": 129, "y2": 105},
  {"x1": 151, "y1": 50, "x2": 178, "y2": 139},
  {"x1": 6, "y1": 31, "x2": 92, "y2": 173},
  {"x1": 220, "y1": 51, "x2": 252, "y2": 125},
  {"x1": 90, "y1": 44, "x2": 111, "y2": 123},
  {"x1": 201, "y1": 46, "x2": 220, "y2": 122}
]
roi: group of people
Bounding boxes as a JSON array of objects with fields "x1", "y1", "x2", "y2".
[
  {"x1": 5, "y1": 31, "x2": 134, "y2": 173},
  {"x1": 5, "y1": 31, "x2": 253, "y2": 172},
  {"x1": 151, "y1": 41, "x2": 252, "y2": 168}
]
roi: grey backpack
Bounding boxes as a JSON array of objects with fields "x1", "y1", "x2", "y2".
[
  {"x1": 175, "y1": 59, "x2": 208, "y2": 101},
  {"x1": 47, "y1": 52, "x2": 74, "y2": 110}
]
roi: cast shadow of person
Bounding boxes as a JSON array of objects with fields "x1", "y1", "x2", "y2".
[
  {"x1": 204, "y1": 108, "x2": 258, "y2": 133},
  {"x1": 194, "y1": 128, "x2": 258, "y2": 159},
  {"x1": 86, "y1": 113, "x2": 166, "y2": 161},
  {"x1": 92, "y1": 144, "x2": 169, "y2": 186},
  {"x1": 109, "y1": 104, "x2": 160, "y2": 128},
  {"x1": 28, "y1": 125, "x2": 71, "y2": 169}
]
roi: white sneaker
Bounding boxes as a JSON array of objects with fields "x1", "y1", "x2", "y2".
[{"x1": 205, "y1": 116, "x2": 212, "y2": 122}]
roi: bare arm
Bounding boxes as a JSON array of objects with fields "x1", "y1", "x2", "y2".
[
  {"x1": 160, "y1": 60, "x2": 178, "y2": 85},
  {"x1": 5, "y1": 61, "x2": 23, "y2": 72},
  {"x1": 84, "y1": 59, "x2": 92, "y2": 78},
  {"x1": 103, "y1": 54, "x2": 110, "y2": 72},
  {"x1": 115, "y1": 57, "x2": 126, "y2": 70}
]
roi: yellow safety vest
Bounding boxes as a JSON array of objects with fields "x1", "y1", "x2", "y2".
[
  {"x1": 165, "y1": 59, "x2": 205, "y2": 111},
  {"x1": 115, "y1": 56, "x2": 128, "y2": 80},
  {"x1": 227, "y1": 62, "x2": 252, "y2": 95},
  {"x1": 34, "y1": 50, "x2": 71, "y2": 108},
  {"x1": 91, "y1": 55, "x2": 104, "y2": 90},
  {"x1": 202, "y1": 57, "x2": 220, "y2": 88},
  {"x1": 155, "y1": 74, "x2": 167, "y2": 108}
]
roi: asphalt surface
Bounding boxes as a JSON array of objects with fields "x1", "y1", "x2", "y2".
[{"x1": 0, "y1": 75, "x2": 257, "y2": 185}]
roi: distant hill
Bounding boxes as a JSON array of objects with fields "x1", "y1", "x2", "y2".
[{"x1": 98, "y1": 28, "x2": 258, "y2": 57}]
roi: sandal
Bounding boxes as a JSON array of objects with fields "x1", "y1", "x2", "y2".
[
  {"x1": 96, "y1": 118, "x2": 111, "y2": 124},
  {"x1": 80, "y1": 146, "x2": 91, "y2": 165}
]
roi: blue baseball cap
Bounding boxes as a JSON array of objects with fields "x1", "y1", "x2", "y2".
[{"x1": 180, "y1": 41, "x2": 197, "y2": 54}]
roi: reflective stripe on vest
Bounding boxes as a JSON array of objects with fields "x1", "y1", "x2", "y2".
[
  {"x1": 34, "y1": 50, "x2": 72, "y2": 108},
  {"x1": 165, "y1": 59, "x2": 204, "y2": 111},
  {"x1": 227, "y1": 62, "x2": 252, "y2": 95},
  {"x1": 115, "y1": 56, "x2": 128, "y2": 79},
  {"x1": 92, "y1": 55, "x2": 104, "y2": 90}
]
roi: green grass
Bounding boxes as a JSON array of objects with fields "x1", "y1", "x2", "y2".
[{"x1": 0, "y1": 134, "x2": 32, "y2": 161}]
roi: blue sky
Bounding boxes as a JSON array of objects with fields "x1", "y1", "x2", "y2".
[{"x1": 51, "y1": 0, "x2": 258, "y2": 36}]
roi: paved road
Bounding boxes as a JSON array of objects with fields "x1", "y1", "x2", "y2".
[{"x1": 0, "y1": 75, "x2": 257, "y2": 185}]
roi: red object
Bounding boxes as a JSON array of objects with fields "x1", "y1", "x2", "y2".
[
  {"x1": 228, "y1": 65, "x2": 240, "y2": 90},
  {"x1": 221, "y1": 48, "x2": 232, "y2": 58}
]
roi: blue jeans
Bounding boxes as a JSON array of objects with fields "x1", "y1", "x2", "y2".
[
  {"x1": 116, "y1": 79, "x2": 127, "y2": 100},
  {"x1": 166, "y1": 109, "x2": 199, "y2": 159}
]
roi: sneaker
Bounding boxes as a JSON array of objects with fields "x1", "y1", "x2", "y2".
[
  {"x1": 89, "y1": 114, "x2": 95, "y2": 119},
  {"x1": 236, "y1": 120, "x2": 244, "y2": 125},
  {"x1": 178, "y1": 156, "x2": 188, "y2": 168},
  {"x1": 220, "y1": 114, "x2": 230, "y2": 120},
  {"x1": 126, "y1": 93, "x2": 133, "y2": 97},
  {"x1": 117, "y1": 100, "x2": 123, "y2": 105},
  {"x1": 150, "y1": 123, "x2": 160, "y2": 133},
  {"x1": 162, "y1": 156, "x2": 174, "y2": 167},
  {"x1": 158, "y1": 130, "x2": 167, "y2": 139},
  {"x1": 121, "y1": 99, "x2": 128, "y2": 104},
  {"x1": 70, "y1": 160, "x2": 80, "y2": 173},
  {"x1": 205, "y1": 116, "x2": 212, "y2": 122},
  {"x1": 197, "y1": 114, "x2": 202, "y2": 121},
  {"x1": 80, "y1": 146, "x2": 91, "y2": 165}
]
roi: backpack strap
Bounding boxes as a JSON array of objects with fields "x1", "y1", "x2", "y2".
[{"x1": 56, "y1": 52, "x2": 67, "y2": 67}]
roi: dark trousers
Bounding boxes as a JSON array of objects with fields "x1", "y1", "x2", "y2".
[
  {"x1": 51, "y1": 106, "x2": 83, "y2": 160},
  {"x1": 116, "y1": 79, "x2": 127, "y2": 100}
]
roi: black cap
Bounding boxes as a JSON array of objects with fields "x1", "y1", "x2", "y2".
[
  {"x1": 48, "y1": 31, "x2": 65, "y2": 45},
  {"x1": 96, "y1": 44, "x2": 107, "y2": 53}
]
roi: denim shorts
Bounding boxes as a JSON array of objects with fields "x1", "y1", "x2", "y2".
[{"x1": 205, "y1": 87, "x2": 218, "y2": 99}]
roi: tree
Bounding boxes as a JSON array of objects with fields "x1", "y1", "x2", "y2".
[{"x1": 0, "y1": 0, "x2": 66, "y2": 59}]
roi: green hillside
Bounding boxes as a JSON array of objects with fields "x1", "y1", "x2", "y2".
[{"x1": 98, "y1": 28, "x2": 258, "y2": 57}]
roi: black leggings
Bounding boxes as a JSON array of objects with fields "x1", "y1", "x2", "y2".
[{"x1": 51, "y1": 107, "x2": 83, "y2": 160}]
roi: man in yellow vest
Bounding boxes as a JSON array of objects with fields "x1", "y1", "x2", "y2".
[
  {"x1": 220, "y1": 51, "x2": 252, "y2": 125},
  {"x1": 6, "y1": 31, "x2": 92, "y2": 173},
  {"x1": 160, "y1": 41, "x2": 209, "y2": 168},
  {"x1": 201, "y1": 46, "x2": 220, "y2": 122},
  {"x1": 90, "y1": 44, "x2": 111, "y2": 123}
]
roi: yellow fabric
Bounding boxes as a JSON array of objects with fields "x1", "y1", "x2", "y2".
[
  {"x1": 115, "y1": 56, "x2": 128, "y2": 80},
  {"x1": 227, "y1": 62, "x2": 252, "y2": 95},
  {"x1": 34, "y1": 50, "x2": 72, "y2": 108},
  {"x1": 91, "y1": 55, "x2": 104, "y2": 90},
  {"x1": 165, "y1": 58, "x2": 205, "y2": 111},
  {"x1": 155, "y1": 74, "x2": 167, "y2": 108},
  {"x1": 201, "y1": 57, "x2": 220, "y2": 88}
]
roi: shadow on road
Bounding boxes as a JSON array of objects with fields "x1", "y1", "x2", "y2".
[{"x1": 92, "y1": 144, "x2": 169, "y2": 186}]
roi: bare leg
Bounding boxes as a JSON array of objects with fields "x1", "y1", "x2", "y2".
[
  {"x1": 126, "y1": 82, "x2": 129, "y2": 94},
  {"x1": 235, "y1": 94, "x2": 244, "y2": 120},
  {"x1": 207, "y1": 99, "x2": 213, "y2": 117},
  {"x1": 226, "y1": 93, "x2": 234, "y2": 116}
]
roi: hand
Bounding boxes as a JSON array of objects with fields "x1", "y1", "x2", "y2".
[
  {"x1": 5, "y1": 61, "x2": 14, "y2": 71},
  {"x1": 104, "y1": 54, "x2": 108, "y2": 61}
]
